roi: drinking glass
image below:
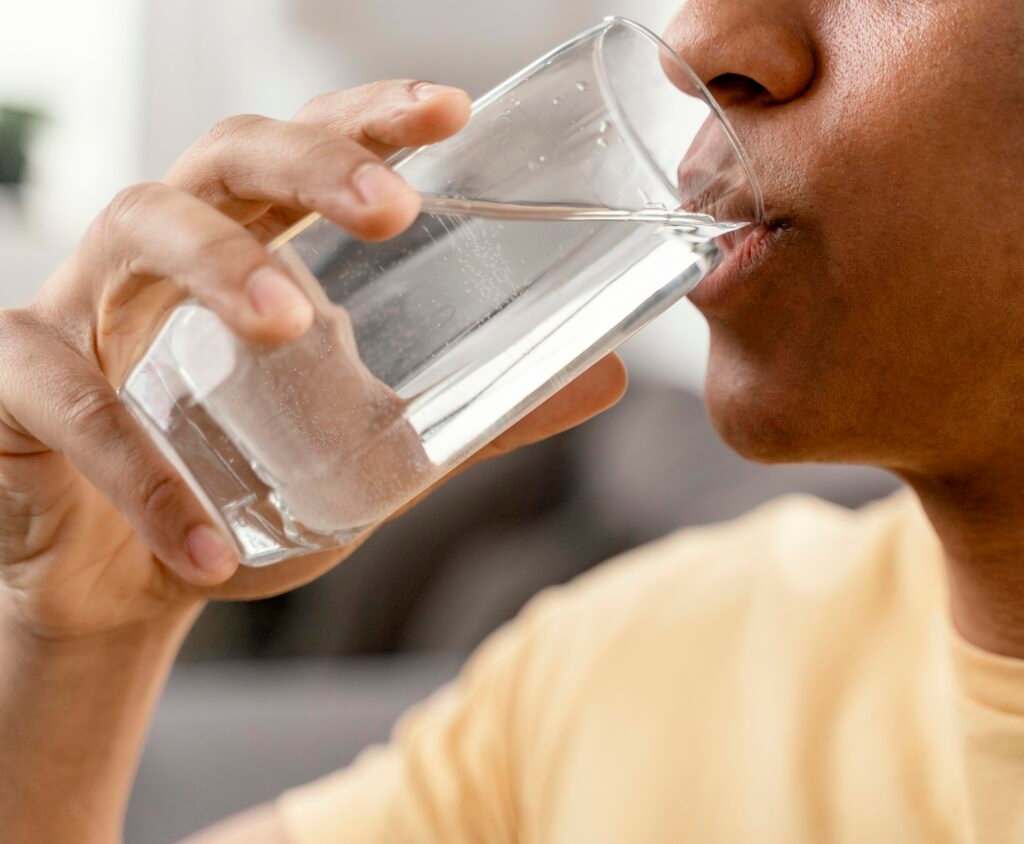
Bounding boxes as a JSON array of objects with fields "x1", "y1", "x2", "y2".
[{"x1": 120, "y1": 16, "x2": 763, "y2": 566}]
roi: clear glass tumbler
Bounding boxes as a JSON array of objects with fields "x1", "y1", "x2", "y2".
[{"x1": 120, "y1": 17, "x2": 763, "y2": 566}]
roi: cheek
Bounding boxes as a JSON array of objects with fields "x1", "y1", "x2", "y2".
[
  {"x1": 729, "y1": 6, "x2": 1019, "y2": 362},
  {"x1": 810, "y1": 2, "x2": 1024, "y2": 263}
]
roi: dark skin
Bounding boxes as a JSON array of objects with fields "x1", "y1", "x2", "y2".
[
  {"x1": 669, "y1": 0, "x2": 1024, "y2": 657},
  {"x1": 1, "y1": 0, "x2": 1022, "y2": 841}
]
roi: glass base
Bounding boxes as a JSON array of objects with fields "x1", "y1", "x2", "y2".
[{"x1": 120, "y1": 357, "x2": 366, "y2": 568}]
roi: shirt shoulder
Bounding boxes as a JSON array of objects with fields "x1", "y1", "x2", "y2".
[
  {"x1": 277, "y1": 489, "x2": 947, "y2": 844},
  {"x1": 502, "y1": 489, "x2": 951, "y2": 828},
  {"x1": 505, "y1": 487, "x2": 947, "y2": 746},
  {"x1": 519, "y1": 488, "x2": 936, "y2": 649}
]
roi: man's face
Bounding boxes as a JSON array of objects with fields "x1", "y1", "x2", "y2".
[{"x1": 665, "y1": 0, "x2": 1024, "y2": 475}]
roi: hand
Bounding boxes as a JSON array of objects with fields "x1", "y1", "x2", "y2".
[{"x1": 0, "y1": 80, "x2": 628, "y2": 640}]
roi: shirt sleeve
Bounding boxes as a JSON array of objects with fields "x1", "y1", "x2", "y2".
[{"x1": 276, "y1": 616, "x2": 530, "y2": 844}]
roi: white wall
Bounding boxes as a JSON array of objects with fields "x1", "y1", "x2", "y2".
[
  {"x1": 0, "y1": 0, "x2": 144, "y2": 245},
  {"x1": 139, "y1": 0, "x2": 683, "y2": 177},
  {"x1": 0, "y1": 0, "x2": 145, "y2": 306}
]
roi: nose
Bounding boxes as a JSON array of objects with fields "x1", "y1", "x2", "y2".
[{"x1": 663, "y1": 1, "x2": 816, "y2": 107}]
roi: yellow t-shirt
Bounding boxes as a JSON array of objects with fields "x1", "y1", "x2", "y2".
[{"x1": 278, "y1": 490, "x2": 1024, "y2": 843}]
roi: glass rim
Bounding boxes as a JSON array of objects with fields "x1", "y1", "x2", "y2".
[
  {"x1": 458, "y1": 15, "x2": 765, "y2": 224},
  {"x1": 274, "y1": 15, "x2": 765, "y2": 251},
  {"x1": 596, "y1": 17, "x2": 765, "y2": 224}
]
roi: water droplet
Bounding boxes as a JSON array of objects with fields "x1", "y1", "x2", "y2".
[
  {"x1": 538, "y1": 155, "x2": 547, "y2": 164},
  {"x1": 527, "y1": 160, "x2": 539, "y2": 171},
  {"x1": 511, "y1": 95, "x2": 521, "y2": 107},
  {"x1": 575, "y1": 80, "x2": 590, "y2": 92},
  {"x1": 552, "y1": 96, "x2": 563, "y2": 106},
  {"x1": 598, "y1": 120, "x2": 610, "y2": 133},
  {"x1": 596, "y1": 137, "x2": 608, "y2": 148}
]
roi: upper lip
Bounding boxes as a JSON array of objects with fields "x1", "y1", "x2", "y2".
[
  {"x1": 685, "y1": 214, "x2": 786, "y2": 312},
  {"x1": 714, "y1": 223, "x2": 768, "y2": 260}
]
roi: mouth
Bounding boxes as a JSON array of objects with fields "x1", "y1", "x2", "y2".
[
  {"x1": 686, "y1": 215, "x2": 788, "y2": 314},
  {"x1": 674, "y1": 130, "x2": 786, "y2": 314}
]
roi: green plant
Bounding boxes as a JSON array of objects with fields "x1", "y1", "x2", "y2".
[{"x1": 0, "y1": 105, "x2": 46, "y2": 188}]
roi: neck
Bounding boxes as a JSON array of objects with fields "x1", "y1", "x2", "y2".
[{"x1": 903, "y1": 465, "x2": 1024, "y2": 659}]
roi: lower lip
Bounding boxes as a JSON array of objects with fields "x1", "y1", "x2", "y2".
[{"x1": 687, "y1": 224, "x2": 784, "y2": 313}]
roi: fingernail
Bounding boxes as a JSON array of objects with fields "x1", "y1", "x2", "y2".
[
  {"x1": 246, "y1": 266, "x2": 314, "y2": 326},
  {"x1": 353, "y1": 163, "x2": 412, "y2": 206},
  {"x1": 186, "y1": 525, "x2": 236, "y2": 573},
  {"x1": 413, "y1": 82, "x2": 463, "y2": 102}
]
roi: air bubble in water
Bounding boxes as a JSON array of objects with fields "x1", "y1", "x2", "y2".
[
  {"x1": 527, "y1": 160, "x2": 539, "y2": 171},
  {"x1": 538, "y1": 155, "x2": 547, "y2": 164},
  {"x1": 511, "y1": 95, "x2": 521, "y2": 106},
  {"x1": 596, "y1": 137, "x2": 608, "y2": 148},
  {"x1": 598, "y1": 120, "x2": 610, "y2": 133},
  {"x1": 575, "y1": 80, "x2": 590, "y2": 92},
  {"x1": 552, "y1": 96, "x2": 563, "y2": 106}
]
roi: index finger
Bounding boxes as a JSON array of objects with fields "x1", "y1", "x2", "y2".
[
  {"x1": 293, "y1": 79, "x2": 473, "y2": 156},
  {"x1": 165, "y1": 79, "x2": 471, "y2": 226}
]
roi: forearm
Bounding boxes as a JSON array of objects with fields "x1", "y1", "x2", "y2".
[{"x1": 0, "y1": 603, "x2": 201, "y2": 844}]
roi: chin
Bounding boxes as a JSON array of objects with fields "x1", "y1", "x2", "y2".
[{"x1": 702, "y1": 356, "x2": 837, "y2": 466}]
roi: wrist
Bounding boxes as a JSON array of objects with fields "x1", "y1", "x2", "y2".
[
  {"x1": 0, "y1": 586, "x2": 204, "y2": 653},
  {"x1": 0, "y1": 595, "x2": 201, "y2": 844}
]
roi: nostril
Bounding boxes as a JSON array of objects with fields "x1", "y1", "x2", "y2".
[{"x1": 707, "y1": 73, "x2": 769, "y2": 106}]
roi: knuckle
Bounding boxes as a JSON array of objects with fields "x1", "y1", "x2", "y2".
[
  {"x1": 297, "y1": 81, "x2": 412, "y2": 128},
  {"x1": 62, "y1": 385, "x2": 122, "y2": 439},
  {"x1": 204, "y1": 113, "x2": 263, "y2": 147},
  {"x1": 170, "y1": 114, "x2": 264, "y2": 197},
  {"x1": 302, "y1": 133, "x2": 360, "y2": 171},
  {"x1": 298, "y1": 91, "x2": 341, "y2": 120},
  {"x1": 186, "y1": 227, "x2": 267, "y2": 294},
  {"x1": 354, "y1": 79, "x2": 423, "y2": 117},
  {"x1": 194, "y1": 227, "x2": 258, "y2": 263},
  {"x1": 135, "y1": 470, "x2": 188, "y2": 526},
  {"x1": 396, "y1": 78, "x2": 426, "y2": 97},
  {"x1": 100, "y1": 182, "x2": 164, "y2": 232},
  {"x1": 91, "y1": 183, "x2": 169, "y2": 254},
  {"x1": 190, "y1": 230, "x2": 265, "y2": 288},
  {"x1": 0, "y1": 307, "x2": 33, "y2": 343},
  {"x1": 366, "y1": 78, "x2": 420, "y2": 98}
]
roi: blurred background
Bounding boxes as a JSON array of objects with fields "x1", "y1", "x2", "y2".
[{"x1": 0, "y1": 1, "x2": 898, "y2": 841}]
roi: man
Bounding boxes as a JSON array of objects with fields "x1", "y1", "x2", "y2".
[{"x1": 1, "y1": 0, "x2": 1022, "y2": 841}]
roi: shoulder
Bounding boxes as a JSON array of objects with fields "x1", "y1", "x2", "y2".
[
  {"x1": 506, "y1": 489, "x2": 941, "y2": 705},
  {"x1": 525, "y1": 489, "x2": 923, "y2": 633}
]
